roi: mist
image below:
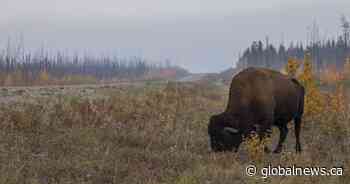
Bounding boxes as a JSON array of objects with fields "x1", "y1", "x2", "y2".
[{"x1": 1, "y1": 0, "x2": 350, "y2": 72}]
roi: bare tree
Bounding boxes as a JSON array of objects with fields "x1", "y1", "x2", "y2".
[{"x1": 340, "y1": 14, "x2": 349, "y2": 49}]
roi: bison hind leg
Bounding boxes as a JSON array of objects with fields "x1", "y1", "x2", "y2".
[
  {"x1": 294, "y1": 116, "x2": 302, "y2": 153},
  {"x1": 273, "y1": 123, "x2": 288, "y2": 153}
]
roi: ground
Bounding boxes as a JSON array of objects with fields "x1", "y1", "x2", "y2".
[{"x1": 0, "y1": 81, "x2": 349, "y2": 184}]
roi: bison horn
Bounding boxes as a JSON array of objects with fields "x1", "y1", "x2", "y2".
[
  {"x1": 253, "y1": 124, "x2": 260, "y2": 132},
  {"x1": 224, "y1": 127, "x2": 239, "y2": 134}
]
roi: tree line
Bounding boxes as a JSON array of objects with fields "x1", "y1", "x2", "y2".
[
  {"x1": 0, "y1": 44, "x2": 189, "y2": 85},
  {"x1": 236, "y1": 15, "x2": 350, "y2": 71}
]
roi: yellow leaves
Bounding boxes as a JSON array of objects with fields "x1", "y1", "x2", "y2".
[
  {"x1": 244, "y1": 133, "x2": 270, "y2": 162},
  {"x1": 283, "y1": 53, "x2": 326, "y2": 120},
  {"x1": 298, "y1": 53, "x2": 314, "y2": 88},
  {"x1": 283, "y1": 53, "x2": 349, "y2": 122},
  {"x1": 295, "y1": 53, "x2": 326, "y2": 119},
  {"x1": 283, "y1": 55, "x2": 349, "y2": 137},
  {"x1": 39, "y1": 70, "x2": 50, "y2": 82},
  {"x1": 285, "y1": 57, "x2": 300, "y2": 77},
  {"x1": 37, "y1": 70, "x2": 50, "y2": 85},
  {"x1": 329, "y1": 84, "x2": 347, "y2": 114},
  {"x1": 303, "y1": 86, "x2": 326, "y2": 119},
  {"x1": 318, "y1": 84, "x2": 348, "y2": 135},
  {"x1": 175, "y1": 175, "x2": 199, "y2": 184}
]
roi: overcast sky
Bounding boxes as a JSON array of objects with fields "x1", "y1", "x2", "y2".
[{"x1": 1, "y1": 0, "x2": 350, "y2": 72}]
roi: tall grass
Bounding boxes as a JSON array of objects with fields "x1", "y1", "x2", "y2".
[{"x1": 0, "y1": 80, "x2": 349, "y2": 183}]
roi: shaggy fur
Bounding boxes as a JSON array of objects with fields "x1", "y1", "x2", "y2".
[{"x1": 208, "y1": 67, "x2": 305, "y2": 153}]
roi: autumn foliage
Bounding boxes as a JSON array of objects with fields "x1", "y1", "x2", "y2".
[
  {"x1": 284, "y1": 57, "x2": 300, "y2": 77},
  {"x1": 284, "y1": 54, "x2": 324, "y2": 119}
]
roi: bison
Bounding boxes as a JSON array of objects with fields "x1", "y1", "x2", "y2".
[{"x1": 208, "y1": 67, "x2": 304, "y2": 153}]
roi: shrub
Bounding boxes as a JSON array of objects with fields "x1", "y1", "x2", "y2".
[
  {"x1": 297, "y1": 53, "x2": 326, "y2": 120},
  {"x1": 284, "y1": 57, "x2": 300, "y2": 77},
  {"x1": 244, "y1": 133, "x2": 271, "y2": 163}
]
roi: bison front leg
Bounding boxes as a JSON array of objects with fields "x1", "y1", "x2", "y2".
[{"x1": 274, "y1": 124, "x2": 288, "y2": 153}]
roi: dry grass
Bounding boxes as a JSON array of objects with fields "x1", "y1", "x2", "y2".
[
  {"x1": 0, "y1": 81, "x2": 349, "y2": 184},
  {"x1": 1, "y1": 70, "x2": 99, "y2": 86}
]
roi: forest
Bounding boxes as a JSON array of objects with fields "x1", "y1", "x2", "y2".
[
  {"x1": 0, "y1": 45, "x2": 189, "y2": 86},
  {"x1": 236, "y1": 15, "x2": 350, "y2": 71}
]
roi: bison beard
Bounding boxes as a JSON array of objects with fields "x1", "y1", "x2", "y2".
[{"x1": 208, "y1": 67, "x2": 305, "y2": 153}]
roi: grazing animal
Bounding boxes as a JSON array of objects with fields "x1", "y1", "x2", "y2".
[{"x1": 208, "y1": 67, "x2": 304, "y2": 153}]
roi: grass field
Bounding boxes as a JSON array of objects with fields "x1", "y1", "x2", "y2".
[{"x1": 0, "y1": 81, "x2": 349, "y2": 183}]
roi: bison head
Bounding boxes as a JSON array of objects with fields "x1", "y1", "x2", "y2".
[{"x1": 208, "y1": 113, "x2": 243, "y2": 152}]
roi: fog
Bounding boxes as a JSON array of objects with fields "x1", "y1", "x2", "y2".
[{"x1": 1, "y1": 0, "x2": 350, "y2": 72}]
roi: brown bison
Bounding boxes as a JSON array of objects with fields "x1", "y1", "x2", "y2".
[{"x1": 208, "y1": 67, "x2": 304, "y2": 153}]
